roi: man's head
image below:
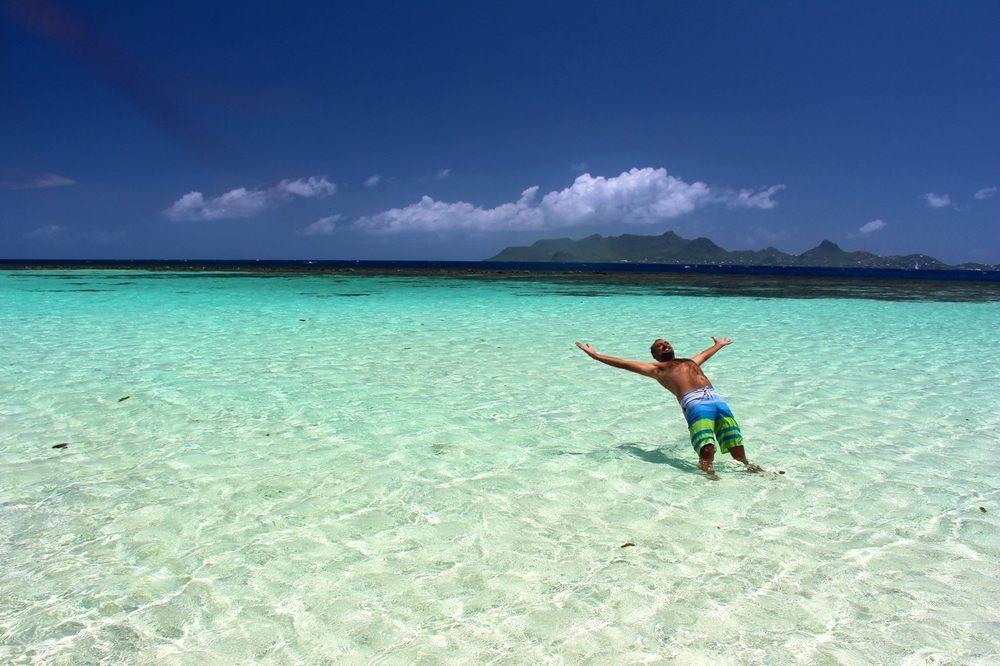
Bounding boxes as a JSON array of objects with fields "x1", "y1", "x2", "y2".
[{"x1": 650, "y1": 338, "x2": 675, "y2": 362}]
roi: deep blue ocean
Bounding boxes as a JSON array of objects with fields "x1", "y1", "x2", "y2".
[{"x1": 2, "y1": 258, "x2": 998, "y2": 282}]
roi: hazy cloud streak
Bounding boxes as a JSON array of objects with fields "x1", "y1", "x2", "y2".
[
  {"x1": 0, "y1": 171, "x2": 76, "y2": 190},
  {"x1": 974, "y1": 186, "x2": 997, "y2": 201},
  {"x1": 21, "y1": 224, "x2": 69, "y2": 239},
  {"x1": 301, "y1": 214, "x2": 342, "y2": 235},
  {"x1": 923, "y1": 192, "x2": 952, "y2": 208},
  {"x1": 723, "y1": 184, "x2": 785, "y2": 209},
  {"x1": 858, "y1": 219, "x2": 886, "y2": 235}
]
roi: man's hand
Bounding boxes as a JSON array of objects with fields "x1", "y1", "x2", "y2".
[
  {"x1": 693, "y1": 337, "x2": 733, "y2": 366},
  {"x1": 575, "y1": 341, "x2": 599, "y2": 359}
]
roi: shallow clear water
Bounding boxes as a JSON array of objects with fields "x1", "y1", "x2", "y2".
[{"x1": 1, "y1": 270, "x2": 998, "y2": 663}]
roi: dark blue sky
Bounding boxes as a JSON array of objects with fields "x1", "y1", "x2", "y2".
[{"x1": 2, "y1": 1, "x2": 997, "y2": 262}]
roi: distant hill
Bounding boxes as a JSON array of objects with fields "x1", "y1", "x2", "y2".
[{"x1": 487, "y1": 231, "x2": 994, "y2": 270}]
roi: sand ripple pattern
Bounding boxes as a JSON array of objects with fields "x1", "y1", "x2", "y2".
[{"x1": 0, "y1": 271, "x2": 998, "y2": 663}]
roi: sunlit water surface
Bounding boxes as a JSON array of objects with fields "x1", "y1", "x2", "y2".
[{"x1": 1, "y1": 270, "x2": 997, "y2": 663}]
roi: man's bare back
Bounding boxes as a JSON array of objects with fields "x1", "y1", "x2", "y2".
[
  {"x1": 651, "y1": 358, "x2": 713, "y2": 399},
  {"x1": 575, "y1": 336, "x2": 762, "y2": 477}
]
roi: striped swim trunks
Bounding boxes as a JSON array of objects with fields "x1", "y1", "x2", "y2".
[{"x1": 680, "y1": 386, "x2": 743, "y2": 454}]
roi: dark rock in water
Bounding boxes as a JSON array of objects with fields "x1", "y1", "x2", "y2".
[
  {"x1": 778, "y1": 470, "x2": 785, "y2": 474},
  {"x1": 265, "y1": 433, "x2": 271, "y2": 437},
  {"x1": 118, "y1": 395, "x2": 130, "y2": 402},
  {"x1": 620, "y1": 542, "x2": 635, "y2": 548},
  {"x1": 52, "y1": 443, "x2": 69, "y2": 449},
  {"x1": 981, "y1": 506, "x2": 987, "y2": 513},
  {"x1": 299, "y1": 319, "x2": 306, "y2": 321}
]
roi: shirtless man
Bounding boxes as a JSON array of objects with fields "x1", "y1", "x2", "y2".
[{"x1": 575, "y1": 337, "x2": 761, "y2": 477}]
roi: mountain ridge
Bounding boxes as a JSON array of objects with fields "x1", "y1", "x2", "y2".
[{"x1": 487, "y1": 231, "x2": 995, "y2": 270}]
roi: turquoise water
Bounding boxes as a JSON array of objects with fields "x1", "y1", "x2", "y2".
[{"x1": 1, "y1": 270, "x2": 998, "y2": 663}]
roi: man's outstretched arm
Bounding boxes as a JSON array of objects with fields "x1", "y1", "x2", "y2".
[
  {"x1": 575, "y1": 342, "x2": 658, "y2": 377},
  {"x1": 691, "y1": 337, "x2": 733, "y2": 366}
]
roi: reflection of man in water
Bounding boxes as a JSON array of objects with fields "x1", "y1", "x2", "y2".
[{"x1": 576, "y1": 337, "x2": 761, "y2": 477}]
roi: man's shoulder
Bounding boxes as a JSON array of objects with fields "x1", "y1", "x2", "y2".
[
  {"x1": 650, "y1": 360, "x2": 683, "y2": 378},
  {"x1": 657, "y1": 358, "x2": 695, "y2": 368}
]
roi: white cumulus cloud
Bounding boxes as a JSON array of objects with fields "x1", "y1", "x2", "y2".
[
  {"x1": 364, "y1": 174, "x2": 381, "y2": 188},
  {"x1": 923, "y1": 192, "x2": 952, "y2": 209},
  {"x1": 301, "y1": 214, "x2": 342, "y2": 236},
  {"x1": 974, "y1": 186, "x2": 997, "y2": 201},
  {"x1": 858, "y1": 219, "x2": 886, "y2": 235},
  {"x1": 354, "y1": 167, "x2": 783, "y2": 233},
  {"x1": 357, "y1": 189, "x2": 544, "y2": 233},
  {"x1": 165, "y1": 176, "x2": 336, "y2": 221}
]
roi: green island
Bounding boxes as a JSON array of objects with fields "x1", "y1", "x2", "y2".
[{"x1": 489, "y1": 230, "x2": 997, "y2": 270}]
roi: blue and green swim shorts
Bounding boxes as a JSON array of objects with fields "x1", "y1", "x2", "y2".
[{"x1": 680, "y1": 386, "x2": 743, "y2": 454}]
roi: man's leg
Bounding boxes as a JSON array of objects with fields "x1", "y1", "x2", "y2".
[
  {"x1": 728, "y1": 445, "x2": 763, "y2": 473},
  {"x1": 698, "y1": 443, "x2": 717, "y2": 477},
  {"x1": 688, "y1": 416, "x2": 719, "y2": 478},
  {"x1": 715, "y1": 411, "x2": 763, "y2": 473}
]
